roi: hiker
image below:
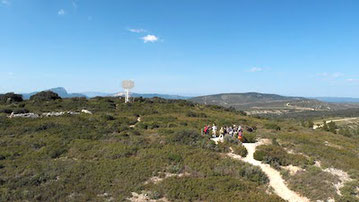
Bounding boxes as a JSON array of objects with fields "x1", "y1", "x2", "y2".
[
  {"x1": 212, "y1": 124, "x2": 217, "y2": 137},
  {"x1": 219, "y1": 127, "x2": 224, "y2": 135},
  {"x1": 238, "y1": 130, "x2": 244, "y2": 142},
  {"x1": 219, "y1": 127, "x2": 224, "y2": 138},
  {"x1": 228, "y1": 127, "x2": 233, "y2": 137},
  {"x1": 204, "y1": 125, "x2": 209, "y2": 135}
]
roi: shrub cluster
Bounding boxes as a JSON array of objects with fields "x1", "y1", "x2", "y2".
[
  {"x1": 30, "y1": 91, "x2": 61, "y2": 101},
  {"x1": 254, "y1": 145, "x2": 313, "y2": 169},
  {"x1": 264, "y1": 123, "x2": 281, "y2": 131},
  {"x1": 232, "y1": 144, "x2": 248, "y2": 157},
  {"x1": 186, "y1": 111, "x2": 207, "y2": 118},
  {"x1": 0, "y1": 92, "x2": 23, "y2": 103}
]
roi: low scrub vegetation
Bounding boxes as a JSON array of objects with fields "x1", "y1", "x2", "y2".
[
  {"x1": 232, "y1": 144, "x2": 248, "y2": 157},
  {"x1": 1, "y1": 96, "x2": 358, "y2": 201},
  {"x1": 0, "y1": 96, "x2": 279, "y2": 201},
  {"x1": 285, "y1": 166, "x2": 339, "y2": 201},
  {"x1": 264, "y1": 123, "x2": 281, "y2": 131},
  {"x1": 30, "y1": 91, "x2": 62, "y2": 102},
  {"x1": 254, "y1": 144, "x2": 314, "y2": 169}
]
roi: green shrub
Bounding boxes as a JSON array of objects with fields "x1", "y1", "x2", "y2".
[
  {"x1": 13, "y1": 108, "x2": 30, "y2": 114},
  {"x1": 254, "y1": 145, "x2": 313, "y2": 169},
  {"x1": 0, "y1": 92, "x2": 23, "y2": 103},
  {"x1": 243, "y1": 132, "x2": 257, "y2": 143},
  {"x1": 186, "y1": 111, "x2": 207, "y2": 118},
  {"x1": 0, "y1": 108, "x2": 13, "y2": 114},
  {"x1": 167, "y1": 153, "x2": 183, "y2": 163},
  {"x1": 286, "y1": 166, "x2": 339, "y2": 201},
  {"x1": 232, "y1": 144, "x2": 248, "y2": 157},
  {"x1": 167, "y1": 164, "x2": 183, "y2": 174},
  {"x1": 30, "y1": 91, "x2": 61, "y2": 101},
  {"x1": 223, "y1": 135, "x2": 239, "y2": 144},
  {"x1": 167, "y1": 129, "x2": 202, "y2": 145},
  {"x1": 253, "y1": 150, "x2": 265, "y2": 161},
  {"x1": 264, "y1": 123, "x2": 281, "y2": 131},
  {"x1": 101, "y1": 114, "x2": 115, "y2": 121},
  {"x1": 151, "y1": 176, "x2": 276, "y2": 201}
]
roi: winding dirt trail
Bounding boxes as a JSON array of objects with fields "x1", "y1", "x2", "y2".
[{"x1": 227, "y1": 140, "x2": 310, "y2": 202}]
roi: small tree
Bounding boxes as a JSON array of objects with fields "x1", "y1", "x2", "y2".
[
  {"x1": 0, "y1": 92, "x2": 23, "y2": 103},
  {"x1": 322, "y1": 121, "x2": 329, "y2": 131},
  {"x1": 307, "y1": 120, "x2": 314, "y2": 128},
  {"x1": 30, "y1": 91, "x2": 61, "y2": 101},
  {"x1": 327, "y1": 121, "x2": 337, "y2": 134}
]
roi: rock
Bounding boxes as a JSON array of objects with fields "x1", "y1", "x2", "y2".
[
  {"x1": 9, "y1": 112, "x2": 39, "y2": 118},
  {"x1": 81, "y1": 109, "x2": 93, "y2": 114}
]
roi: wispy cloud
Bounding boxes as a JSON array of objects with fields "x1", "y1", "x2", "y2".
[
  {"x1": 58, "y1": 9, "x2": 66, "y2": 16},
  {"x1": 141, "y1": 34, "x2": 159, "y2": 43},
  {"x1": 347, "y1": 78, "x2": 359, "y2": 83},
  {"x1": 71, "y1": 0, "x2": 78, "y2": 9},
  {"x1": 249, "y1": 67, "x2": 263, "y2": 72},
  {"x1": 128, "y1": 28, "x2": 160, "y2": 43},
  {"x1": 317, "y1": 72, "x2": 344, "y2": 78},
  {"x1": 128, "y1": 28, "x2": 147, "y2": 33},
  {"x1": 1, "y1": 0, "x2": 10, "y2": 5}
]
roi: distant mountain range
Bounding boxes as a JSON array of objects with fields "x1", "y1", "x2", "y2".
[
  {"x1": 19, "y1": 88, "x2": 359, "y2": 111},
  {"x1": 21, "y1": 87, "x2": 190, "y2": 100},
  {"x1": 22, "y1": 87, "x2": 86, "y2": 99},
  {"x1": 313, "y1": 97, "x2": 359, "y2": 103}
]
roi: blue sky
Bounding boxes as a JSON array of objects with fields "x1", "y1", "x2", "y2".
[{"x1": 1, "y1": 0, "x2": 359, "y2": 97}]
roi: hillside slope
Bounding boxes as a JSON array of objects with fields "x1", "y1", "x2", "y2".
[
  {"x1": 190, "y1": 92, "x2": 356, "y2": 116},
  {"x1": 22, "y1": 87, "x2": 86, "y2": 99},
  {"x1": 0, "y1": 97, "x2": 358, "y2": 201}
]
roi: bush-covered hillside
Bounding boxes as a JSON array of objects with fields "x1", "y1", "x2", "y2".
[{"x1": 0, "y1": 97, "x2": 358, "y2": 201}]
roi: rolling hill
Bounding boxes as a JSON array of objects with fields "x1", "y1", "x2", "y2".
[
  {"x1": 1, "y1": 96, "x2": 358, "y2": 201},
  {"x1": 314, "y1": 97, "x2": 359, "y2": 103},
  {"x1": 22, "y1": 87, "x2": 86, "y2": 99},
  {"x1": 21, "y1": 87, "x2": 190, "y2": 100},
  {"x1": 190, "y1": 92, "x2": 359, "y2": 116}
]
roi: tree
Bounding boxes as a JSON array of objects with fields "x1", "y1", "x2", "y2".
[
  {"x1": 327, "y1": 121, "x2": 337, "y2": 134},
  {"x1": 322, "y1": 121, "x2": 329, "y2": 131},
  {"x1": 30, "y1": 91, "x2": 61, "y2": 101},
  {"x1": 0, "y1": 92, "x2": 23, "y2": 103},
  {"x1": 307, "y1": 120, "x2": 314, "y2": 128}
]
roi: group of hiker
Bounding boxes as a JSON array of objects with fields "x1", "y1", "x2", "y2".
[{"x1": 202, "y1": 124, "x2": 245, "y2": 142}]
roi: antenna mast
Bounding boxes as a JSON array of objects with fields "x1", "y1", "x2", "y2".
[{"x1": 122, "y1": 80, "x2": 135, "y2": 103}]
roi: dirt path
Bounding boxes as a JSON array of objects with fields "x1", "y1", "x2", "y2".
[{"x1": 227, "y1": 140, "x2": 310, "y2": 202}]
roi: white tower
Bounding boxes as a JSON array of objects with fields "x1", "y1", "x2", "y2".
[{"x1": 122, "y1": 80, "x2": 135, "y2": 103}]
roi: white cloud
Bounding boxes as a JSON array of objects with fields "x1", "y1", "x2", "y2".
[
  {"x1": 128, "y1": 28, "x2": 147, "y2": 33},
  {"x1": 141, "y1": 34, "x2": 158, "y2": 43},
  {"x1": 58, "y1": 9, "x2": 66, "y2": 16},
  {"x1": 249, "y1": 67, "x2": 263, "y2": 72}
]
